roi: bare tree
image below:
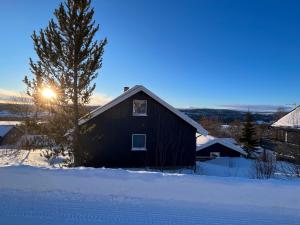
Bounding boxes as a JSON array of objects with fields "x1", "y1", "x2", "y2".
[
  {"x1": 226, "y1": 120, "x2": 243, "y2": 141},
  {"x1": 199, "y1": 116, "x2": 222, "y2": 136},
  {"x1": 252, "y1": 149, "x2": 276, "y2": 179},
  {"x1": 276, "y1": 143, "x2": 300, "y2": 177}
]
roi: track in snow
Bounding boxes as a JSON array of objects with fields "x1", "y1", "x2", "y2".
[{"x1": 0, "y1": 190, "x2": 299, "y2": 225}]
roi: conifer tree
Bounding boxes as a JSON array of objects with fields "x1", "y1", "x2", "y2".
[
  {"x1": 24, "y1": 0, "x2": 107, "y2": 166},
  {"x1": 240, "y1": 112, "x2": 258, "y2": 153}
]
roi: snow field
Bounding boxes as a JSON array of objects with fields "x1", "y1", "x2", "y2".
[{"x1": 0, "y1": 149, "x2": 300, "y2": 224}]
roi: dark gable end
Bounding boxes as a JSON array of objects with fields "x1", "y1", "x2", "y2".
[
  {"x1": 197, "y1": 143, "x2": 242, "y2": 159},
  {"x1": 81, "y1": 90, "x2": 198, "y2": 168},
  {"x1": 79, "y1": 85, "x2": 208, "y2": 135}
]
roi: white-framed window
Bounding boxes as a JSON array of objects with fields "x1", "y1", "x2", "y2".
[
  {"x1": 133, "y1": 100, "x2": 147, "y2": 116},
  {"x1": 132, "y1": 134, "x2": 147, "y2": 151},
  {"x1": 210, "y1": 152, "x2": 220, "y2": 158}
]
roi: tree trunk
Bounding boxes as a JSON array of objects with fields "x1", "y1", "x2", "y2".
[{"x1": 73, "y1": 68, "x2": 80, "y2": 166}]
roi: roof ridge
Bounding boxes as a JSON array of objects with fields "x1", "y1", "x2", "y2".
[
  {"x1": 272, "y1": 105, "x2": 300, "y2": 128},
  {"x1": 197, "y1": 136, "x2": 247, "y2": 155},
  {"x1": 79, "y1": 85, "x2": 208, "y2": 135}
]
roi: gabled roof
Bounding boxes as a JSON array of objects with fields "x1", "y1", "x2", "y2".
[
  {"x1": 272, "y1": 106, "x2": 300, "y2": 129},
  {"x1": 79, "y1": 85, "x2": 208, "y2": 135},
  {"x1": 0, "y1": 125, "x2": 15, "y2": 137},
  {"x1": 197, "y1": 135, "x2": 247, "y2": 156}
]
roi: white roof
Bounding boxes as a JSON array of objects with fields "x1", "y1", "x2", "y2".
[
  {"x1": 272, "y1": 106, "x2": 300, "y2": 129},
  {"x1": 197, "y1": 135, "x2": 216, "y2": 145},
  {"x1": 79, "y1": 85, "x2": 208, "y2": 135},
  {"x1": 0, "y1": 121, "x2": 21, "y2": 126},
  {"x1": 197, "y1": 135, "x2": 247, "y2": 156}
]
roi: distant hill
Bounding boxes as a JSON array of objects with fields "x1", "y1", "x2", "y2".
[
  {"x1": 0, "y1": 103, "x2": 98, "y2": 121},
  {"x1": 179, "y1": 108, "x2": 276, "y2": 124},
  {"x1": 0, "y1": 103, "x2": 276, "y2": 124}
]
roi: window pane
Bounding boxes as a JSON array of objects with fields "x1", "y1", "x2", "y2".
[
  {"x1": 132, "y1": 134, "x2": 146, "y2": 149},
  {"x1": 133, "y1": 100, "x2": 147, "y2": 115}
]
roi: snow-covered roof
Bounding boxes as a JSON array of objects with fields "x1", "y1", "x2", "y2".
[
  {"x1": 79, "y1": 85, "x2": 208, "y2": 135},
  {"x1": 0, "y1": 121, "x2": 21, "y2": 137},
  {"x1": 0, "y1": 121, "x2": 21, "y2": 126},
  {"x1": 272, "y1": 106, "x2": 300, "y2": 129},
  {"x1": 197, "y1": 135, "x2": 247, "y2": 156},
  {"x1": 0, "y1": 125, "x2": 15, "y2": 137}
]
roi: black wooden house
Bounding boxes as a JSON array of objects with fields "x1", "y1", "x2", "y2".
[{"x1": 79, "y1": 85, "x2": 208, "y2": 168}]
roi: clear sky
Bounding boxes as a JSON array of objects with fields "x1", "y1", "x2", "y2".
[{"x1": 0, "y1": 0, "x2": 299, "y2": 111}]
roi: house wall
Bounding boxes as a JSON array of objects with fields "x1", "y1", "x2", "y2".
[
  {"x1": 271, "y1": 128, "x2": 300, "y2": 145},
  {"x1": 196, "y1": 143, "x2": 241, "y2": 159},
  {"x1": 81, "y1": 91, "x2": 197, "y2": 168}
]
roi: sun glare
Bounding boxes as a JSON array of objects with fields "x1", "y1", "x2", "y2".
[{"x1": 41, "y1": 88, "x2": 57, "y2": 99}]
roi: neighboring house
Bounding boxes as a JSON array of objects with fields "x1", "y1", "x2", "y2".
[
  {"x1": 0, "y1": 121, "x2": 23, "y2": 146},
  {"x1": 79, "y1": 85, "x2": 208, "y2": 168},
  {"x1": 271, "y1": 105, "x2": 300, "y2": 145},
  {"x1": 196, "y1": 135, "x2": 247, "y2": 160}
]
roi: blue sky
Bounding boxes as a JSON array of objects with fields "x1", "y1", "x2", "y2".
[{"x1": 0, "y1": 0, "x2": 299, "y2": 110}]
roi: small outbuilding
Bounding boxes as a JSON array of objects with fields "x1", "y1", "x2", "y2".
[
  {"x1": 196, "y1": 135, "x2": 247, "y2": 160},
  {"x1": 0, "y1": 121, "x2": 23, "y2": 146}
]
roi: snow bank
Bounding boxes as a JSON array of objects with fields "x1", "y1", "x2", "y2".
[
  {"x1": 197, "y1": 134, "x2": 216, "y2": 145},
  {"x1": 197, "y1": 157, "x2": 253, "y2": 177},
  {"x1": 1, "y1": 165, "x2": 300, "y2": 210},
  {"x1": 0, "y1": 149, "x2": 65, "y2": 167},
  {"x1": 1, "y1": 150, "x2": 300, "y2": 224}
]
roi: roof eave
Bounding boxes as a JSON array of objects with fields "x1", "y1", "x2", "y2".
[{"x1": 79, "y1": 85, "x2": 208, "y2": 135}]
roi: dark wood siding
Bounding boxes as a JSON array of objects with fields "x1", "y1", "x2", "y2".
[
  {"x1": 81, "y1": 91, "x2": 197, "y2": 168},
  {"x1": 272, "y1": 128, "x2": 300, "y2": 145},
  {"x1": 196, "y1": 143, "x2": 241, "y2": 159}
]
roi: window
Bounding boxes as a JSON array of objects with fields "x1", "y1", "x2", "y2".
[
  {"x1": 210, "y1": 152, "x2": 220, "y2": 158},
  {"x1": 132, "y1": 134, "x2": 146, "y2": 151},
  {"x1": 133, "y1": 100, "x2": 147, "y2": 116}
]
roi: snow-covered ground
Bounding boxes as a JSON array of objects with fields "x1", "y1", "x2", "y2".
[
  {"x1": 0, "y1": 149, "x2": 263, "y2": 178},
  {"x1": 197, "y1": 157, "x2": 254, "y2": 177},
  {"x1": 0, "y1": 149, "x2": 63, "y2": 167},
  {"x1": 0, "y1": 149, "x2": 300, "y2": 225}
]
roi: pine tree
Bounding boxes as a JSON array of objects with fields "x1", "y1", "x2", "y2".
[
  {"x1": 240, "y1": 112, "x2": 258, "y2": 153},
  {"x1": 24, "y1": 0, "x2": 107, "y2": 166}
]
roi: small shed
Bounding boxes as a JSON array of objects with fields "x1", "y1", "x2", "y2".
[
  {"x1": 196, "y1": 135, "x2": 247, "y2": 160},
  {"x1": 0, "y1": 121, "x2": 23, "y2": 146}
]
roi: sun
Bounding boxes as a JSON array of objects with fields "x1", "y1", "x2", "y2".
[{"x1": 41, "y1": 88, "x2": 57, "y2": 100}]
